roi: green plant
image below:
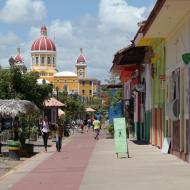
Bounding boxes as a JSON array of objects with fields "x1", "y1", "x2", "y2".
[{"x1": 31, "y1": 126, "x2": 38, "y2": 135}]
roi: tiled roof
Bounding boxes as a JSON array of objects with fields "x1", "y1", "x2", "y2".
[{"x1": 44, "y1": 98, "x2": 65, "y2": 107}]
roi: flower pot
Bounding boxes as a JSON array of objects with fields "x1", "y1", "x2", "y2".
[
  {"x1": 7, "y1": 140, "x2": 20, "y2": 160},
  {"x1": 20, "y1": 144, "x2": 34, "y2": 156}
]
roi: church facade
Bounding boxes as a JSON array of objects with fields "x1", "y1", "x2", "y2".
[{"x1": 30, "y1": 26, "x2": 100, "y2": 98}]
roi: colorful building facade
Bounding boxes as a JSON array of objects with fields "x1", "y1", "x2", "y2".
[{"x1": 111, "y1": 0, "x2": 190, "y2": 162}]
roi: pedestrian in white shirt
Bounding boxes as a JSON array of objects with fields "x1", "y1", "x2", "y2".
[{"x1": 41, "y1": 116, "x2": 50, "y2": 152}]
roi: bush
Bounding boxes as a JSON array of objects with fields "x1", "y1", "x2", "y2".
[{"x1": 107, "y1": 124, "x2": 114, "y2": 137}]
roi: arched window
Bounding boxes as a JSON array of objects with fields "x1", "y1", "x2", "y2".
[
  {"x1": 47, "y1": 57, "x2": 51, "y2": 64},
  {"x1": 41, "y1": 57, "x2": 45, "y2": 64},
  {"x1": 36, "y1": 57, "x2": 39, "y2": 64}
]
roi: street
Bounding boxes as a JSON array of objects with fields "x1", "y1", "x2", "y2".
[{"x1": 1, "y1": 130, "x2": 190, "y2": 190}]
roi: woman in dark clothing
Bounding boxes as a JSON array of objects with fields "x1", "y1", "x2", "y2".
[{"x1": 55, "y1": 119, "x2": 64, "y2": 152}]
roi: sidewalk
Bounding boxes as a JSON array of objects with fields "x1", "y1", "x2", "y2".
[
  {"x1": 80, "y1": 133, "x2": 190, "y2": 190},
  {"x1": 1, "y1": 130, "x2": 190, "y2": 190},
  {"x1": 0, "y1": 132, "x2": 96, "y2": 190}
]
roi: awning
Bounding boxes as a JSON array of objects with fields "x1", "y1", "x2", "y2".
[
  {"x1": 120, "y1": 65, "x2": 140, "y2": 82},
  {"x1": 111, "y1": 45, "x2": 147, "y2": 73}
]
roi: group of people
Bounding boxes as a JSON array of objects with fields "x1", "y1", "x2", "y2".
[
  {"x1": 39, "y1": 115, "x2": 102, "y2": 152},
  {"x1": 39, "y1": 116, "x2": 64, "y2": 152},
  {"x1": 12, "y1": 114, "x2": 102, "y2": 153}
]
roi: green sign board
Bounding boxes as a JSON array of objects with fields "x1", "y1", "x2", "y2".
[
  {"x1": 182, "y1": 53, "x2": 190, "y2": 65},
  {"x1": 113, "y1": 118, "x2": 129, "y2": 158}
]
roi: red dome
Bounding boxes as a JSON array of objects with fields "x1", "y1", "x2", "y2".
[
  {"x1": 76, "y1": 48, "x2": 86, "y2": 63},
  {"x1": 77, "y1": 54, "x2": 86, "y2": 63},
  {"x1": 15, "y1": 54, "x2": 23, "y2": 63},
  {"x1": 14, "y1": 48, "x2": 23, "y2": 63},
  {"x1": 31, "y1": 26, "x2": 56, "y2": 51}
]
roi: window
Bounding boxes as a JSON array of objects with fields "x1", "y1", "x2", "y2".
[
  {"x1": 89, "y1": 90, "x2": 92, "y2": 95},
  {"x1": 41, "y1": 57, "x2": 45, "y2": 64},
  {"x1": 89, "y1": 81, "x2": 92, "y2": 85},
  {"x1": 36, "y1": 57, "x2": 39, "y2": 64},
  {"x1": 82, "y1": 81, "x2": 85, "y2": 86},
  {"x1": 53, "y1": 57, "x2": 55, "y2": 64},
  {"x1": 47, "y1": 57, "x2": 51, "y2": 64},
  {"x1": 82, "y1": 90, "x2": 85, "y2": 95}
]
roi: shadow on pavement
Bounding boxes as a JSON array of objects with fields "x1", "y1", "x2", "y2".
[{"x1": 130, "y1": 140, "x2": 149, "y2": 145}]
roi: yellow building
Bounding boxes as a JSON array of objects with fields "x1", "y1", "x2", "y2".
[
  {"x1": 31, "y1": 26, "x2": 100, "y2": 98},
  {"x1": 53, "y1": 71, "x2": 78, "y2": 94},
  {"x1": 79, "y1": 78, "x2": 100, "y2": 97}
]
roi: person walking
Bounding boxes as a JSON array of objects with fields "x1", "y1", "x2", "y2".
[
  {"x1": 41, "y1": 116, "x2": 50, "y2": 152},
  {"x1": 80, "y1": 119, "x2": 84, "y2": 133},
  {"x1": 87, "y1": 118, "x2": 92, "y2": 132},
  {"x1": 55, "y1": 119, "x2": 64, "y2": 152},
  {"x1": 93, "y1": 116, "x2": 101, "y2": 140}
]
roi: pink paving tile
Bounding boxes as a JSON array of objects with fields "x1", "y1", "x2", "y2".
[{"x1": 10, "y1": 132, "x2": 97, "y2": 190}]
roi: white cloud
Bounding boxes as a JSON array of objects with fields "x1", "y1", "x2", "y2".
[
  {"x1": 0, "y1": 32, "x2": 19, "y2": 45},
  {"x1": 49, "y1": 19, "x2": 74, "y2": 42},
  {"x1": 0, "y1": 0, "x2": 46, "y2": 24},
  {"x1": 98, "y1": 0, "x2": 146, "y2": 33}
]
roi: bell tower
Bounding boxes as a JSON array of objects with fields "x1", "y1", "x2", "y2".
[{"x1": 76, "y1": 48, "x2": 87, "y2": 79}]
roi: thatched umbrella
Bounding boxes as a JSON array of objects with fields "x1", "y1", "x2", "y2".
[{"x1": 0, "y1": 99, "x2": 40, "y2": 117}]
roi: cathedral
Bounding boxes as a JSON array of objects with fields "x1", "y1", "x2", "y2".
[{"x1": 12, "y1": 26, "x2": 100, "y2": 100}]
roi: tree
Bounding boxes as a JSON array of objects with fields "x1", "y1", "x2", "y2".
[
  {"x1": 58, "y1": 92, "x2": 85, "y2": 122},
  {"x1": 0, "y1": 67, "x2": 53, "y2": 108}
]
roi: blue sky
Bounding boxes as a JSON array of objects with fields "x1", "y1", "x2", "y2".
[{"x1": 0, "y1": 0, "x2": 156, "y2": 82}]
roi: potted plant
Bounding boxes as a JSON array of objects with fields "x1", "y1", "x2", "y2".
[{"x1": 29, "y1": 126, "x2": 38, "y2": 141}]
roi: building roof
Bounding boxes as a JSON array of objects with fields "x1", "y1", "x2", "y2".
[
  {"x1": 31, "y1": 26, "x2": 56, "y2": 52},
  {"x1": 141, "y1": 0, "x2": 190, "y2": 38},
  {"x1": 44, "y1": 97, "x2": 65, "y2": 107},
  {"x1": 141, "y1": 0, "x2": 166, "y2": 36},
  {"x1": 54, "y1": 71, "x2": 77, "y2": 77}
]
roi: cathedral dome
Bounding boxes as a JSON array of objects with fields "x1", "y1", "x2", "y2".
[
  {"x1": 31, "y1": 26, "x2": 56, "y2": 52},
  {"x1": 14, "y1": 48, "x2": 24, "y2": 63},
  {"x1": 76, "y1": 48, "x2": 86, "y2": 63}
]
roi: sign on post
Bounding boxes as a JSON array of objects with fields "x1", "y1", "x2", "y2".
[{"x1": 113, "y1": 118, "x2": 129, "y2": 158}]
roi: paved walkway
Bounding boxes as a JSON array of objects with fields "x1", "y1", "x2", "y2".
[
  {"x1": 0, "y1": 132, "x2": 96, "y2": 190},
  {"x1": 80, "y1": 135, "x2": 190, "y2": 190},
  {"x1": 1, "y1": 130, "x2": 190, "y2": 190}
]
